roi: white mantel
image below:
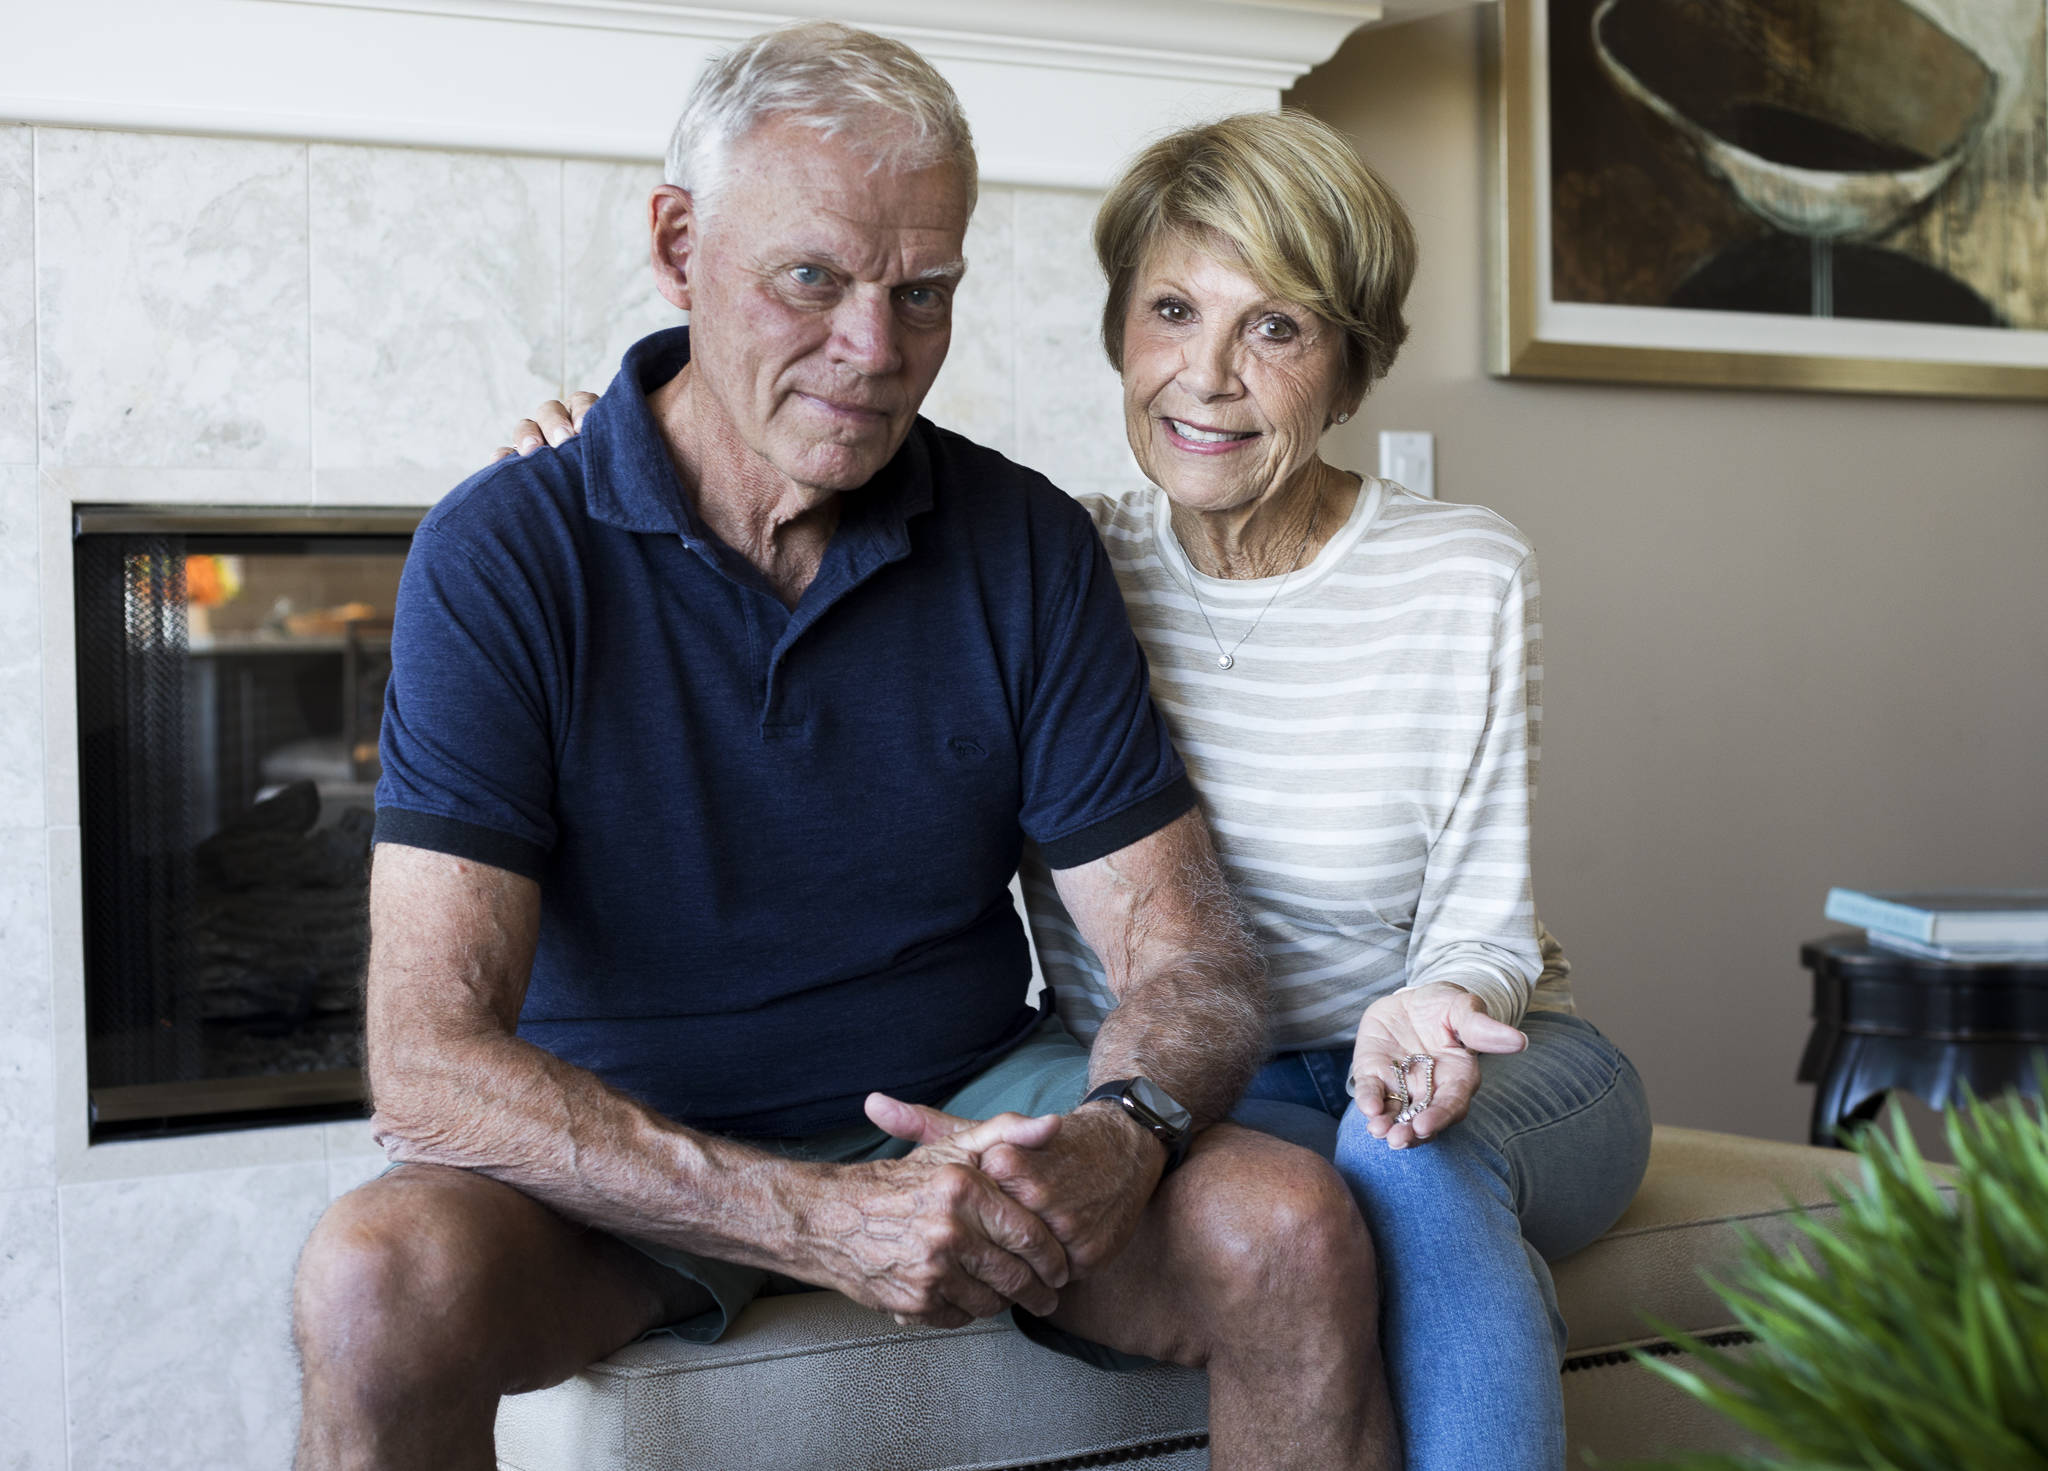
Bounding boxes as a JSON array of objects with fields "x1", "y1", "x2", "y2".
[{"x1": 2, "y1": 0, "x2": 1483, "y2": 187}]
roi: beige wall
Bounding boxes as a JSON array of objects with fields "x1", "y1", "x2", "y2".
[{"x1": 1292, "y1": 10, "x2": 2048, "y2": 1145}]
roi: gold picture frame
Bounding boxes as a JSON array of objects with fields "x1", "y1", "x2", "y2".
[{"x1": 1489, "y1": 0, "x2": 2048, "y2": 399}]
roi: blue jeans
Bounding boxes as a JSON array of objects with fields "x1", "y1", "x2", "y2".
[{"x1": 1231, "y1": 1012, "x2": 1651, "y2": 1471}]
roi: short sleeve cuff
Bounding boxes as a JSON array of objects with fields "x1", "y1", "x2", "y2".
[
  {"x1": 373, "y1": 807, "x2": 549, "y2": 881},
  {"x1": 1035, "y1": 775, "x2": 1198, "y2": 871}
]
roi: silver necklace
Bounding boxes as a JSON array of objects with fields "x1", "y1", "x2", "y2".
[{"x1": 1184, "y1": 497, "x2": 1319, "y2": 671}]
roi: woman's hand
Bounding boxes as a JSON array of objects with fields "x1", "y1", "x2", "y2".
[
  {"x1": 492, "y1": 390, "x2": 599, "y2": 461},
  {"x1": 1349, "y1": 981, "x2": 1527, "y2": 1149}
]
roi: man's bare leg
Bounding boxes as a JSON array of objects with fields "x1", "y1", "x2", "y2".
[
  {"x1": 297, "y1": 1133, "x2": 1389, "y2": 1470},
  {"x1": 1042, "y1": 1125, "x2": 1395, "y2": 1471},
  {"x1": 293, "y1": 1163, "x2": 710, "y2": 1471}
]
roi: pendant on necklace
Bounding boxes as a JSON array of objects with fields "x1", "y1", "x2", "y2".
[{"x1": 1217, "y1": 653, "x2": 1235, "y2": 670}]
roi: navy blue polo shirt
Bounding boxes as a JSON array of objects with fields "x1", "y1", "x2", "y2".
[{"x1": 374, "y1": 327, "x2": 1194, "y2": 1137}]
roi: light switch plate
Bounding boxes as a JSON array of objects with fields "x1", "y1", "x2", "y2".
[{"x1": 1378, "y1": 430, "x2": 1435, "y2": 498}]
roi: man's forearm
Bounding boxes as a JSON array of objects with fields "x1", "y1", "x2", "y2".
[
  {"x1": 370, "y1": 1023, "x2": 828, "y2": 1275},
  {"x1": 1043, "y1": 810, "x2": 1269, "y2": 1131},
  {"x1": 365, "y1": 847, "x2": 1070, "y2": 1326},
  {"x1": 1086, "y1": 943, "x2": 1267, "y2": 1130},
  {"x1": 363, "y1": 844, "x2": 831, "y2": 1277},
  {"x1": 374, "y1": 1024, "x2": 1073, "y2": 1324},
  {"x1": 971, "y1": 835, "x2": 1265, "y2": 1278},
  {"x1": 1081, "y1": 827, "x2": 1269, "y2": 1130}
]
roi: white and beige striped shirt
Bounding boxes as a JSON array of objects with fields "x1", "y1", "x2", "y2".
[{"x1": 1022, "y1": 476, "x2": 1573, "y2": 1050}]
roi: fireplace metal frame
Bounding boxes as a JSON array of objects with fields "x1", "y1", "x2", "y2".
[{"x1": 72, "y1": 503, "x2": 424, "y2": 1142}]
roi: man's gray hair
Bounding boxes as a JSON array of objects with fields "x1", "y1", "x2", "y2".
[{"x1": 665, "y1": 21, "x2": 977, "y2": 217}]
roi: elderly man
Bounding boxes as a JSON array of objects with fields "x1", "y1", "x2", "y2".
[{"x1": 291, "y1": 23, "x2": 1391, "y2": 1471}]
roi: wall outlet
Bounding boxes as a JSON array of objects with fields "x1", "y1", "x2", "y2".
[{"x1": 1378, "y1": 430, "x2": 1435, "y2": 498}]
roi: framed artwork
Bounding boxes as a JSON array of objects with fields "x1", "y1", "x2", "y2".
[{"x1": 1490, "y1": 0, "x2": 2048, "y2": 398}]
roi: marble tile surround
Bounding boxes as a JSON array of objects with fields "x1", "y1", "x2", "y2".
[
  {"x1": 0, "y1": 127, "x2": 32, "y2": 467},
  {"x1": 36, "y1": 130, "x2": 310, "y2": 471},
  {"x1": 310, "y1": 145, "x2": 563, "y2": 477},
  {"x1": 0, "y1": 465, "x2": 43, "y2": 832},
  {"x1": 563, "y1": 160, "x2": 685, "y2": 396},
  {"x1": 0, "y1": 1187, "x2": 67, "y2": 1471},
  {"x1": 1014, "y1": 188, "x2": 1144, "y2": 501},
  {"x1": 59, "y1": 1163, "x2": 330, "y2": 1471},
  {"x1": 922, "y1": 188, "x2": 1019, "y2": 460},
  {"x1": 0, "y1": 829, "x2": 54, "y2": 1195},
  {"x1": 4, "y1": 122, "x2": 1133, "y2": 1471}
]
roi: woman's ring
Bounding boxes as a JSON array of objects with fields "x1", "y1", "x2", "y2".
[{"x1": 1394, "y1": 1052, "x2": 1435, "y2": 1124}]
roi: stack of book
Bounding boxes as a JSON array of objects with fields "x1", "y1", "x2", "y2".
[{"x1": 1824, "y1": 888, "x2": 2048, "y2": 964}]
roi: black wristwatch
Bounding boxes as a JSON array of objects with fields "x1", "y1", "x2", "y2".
[{"x1": 1081, "y1": 1077, "x2": 1194, "y2": 1173}]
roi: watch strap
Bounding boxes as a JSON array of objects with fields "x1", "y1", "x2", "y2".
[{"x1": 1081, "y1": 1078, "x2": 1191, "y2": 1173}]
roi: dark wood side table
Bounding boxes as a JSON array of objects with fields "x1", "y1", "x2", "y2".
[{"x1": 1798, "y1": 935, "x2": 2048, "y2": 1148}]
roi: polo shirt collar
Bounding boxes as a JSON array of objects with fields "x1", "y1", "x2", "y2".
[
  {"x1": 582, "y1": 326, "x2": 935, "y2": 560},
  {"x1": 834, "y1": 423, "x2": 933, "y2": 574},
  {"x1": 582, "y1": 327, "x2": 695, "y2": 537}
]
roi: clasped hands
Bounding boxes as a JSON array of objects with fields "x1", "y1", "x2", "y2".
[{"x1": 795, "y1": 1093, "x2": 1162, "y2": 1331}]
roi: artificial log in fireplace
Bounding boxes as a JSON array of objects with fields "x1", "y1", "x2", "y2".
[{"x1": 75, "y1": 507, "x2": 421, "y2": 1139}]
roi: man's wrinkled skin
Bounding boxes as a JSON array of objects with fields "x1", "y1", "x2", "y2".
[{"x1": 293, "y1": 116, "x2": 1395, "y2": 1471}]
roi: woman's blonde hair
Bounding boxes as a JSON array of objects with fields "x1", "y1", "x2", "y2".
[{"x1": 1093, "y1": 111, "x2": 1416, "y2": 398}]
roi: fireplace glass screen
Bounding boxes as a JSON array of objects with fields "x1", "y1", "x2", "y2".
[{"x1": 75, "y1": 509, "x2": 420, "y2": 1138}]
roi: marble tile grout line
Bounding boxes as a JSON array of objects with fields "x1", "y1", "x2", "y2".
[
  {"x1": 32, "y1": 127, "x2": 44, "y2": 473},
  {"x1": 56, "y1": 1172, "x2": 72, "y2": 1470},
  {"x1": 33, "y1": 124, "x2": 73, "y2": 1471},
  {"x1": 1009, "y1": 189, "x2": 1021, "y2": 472},
  {"x1": 306, "y1": 142, "x2": 316, "y2": 485},
  {"x1": 558, "y1": 158, "x2": 568, "y2": 399},
  {"x1": 32, "y1": 126, "x2": 49, "y2": 833}
]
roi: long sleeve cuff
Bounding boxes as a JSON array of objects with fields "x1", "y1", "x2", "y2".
[{"x1": 1406, "y1": 970, "x2": 1529, "y2": 1029}]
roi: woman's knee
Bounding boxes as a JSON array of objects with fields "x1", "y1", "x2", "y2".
[
  {"x1": 1514, "y1": 1058, "x2": 1653, "y2": 1260},
  {"x1": 1335, "y1": 1105, "x2": 1501, "y2": 1189}
]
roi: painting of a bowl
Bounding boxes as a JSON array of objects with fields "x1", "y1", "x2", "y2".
[{"x1": 1591, "y1": 0, "x2": 1996, "y2": 241}]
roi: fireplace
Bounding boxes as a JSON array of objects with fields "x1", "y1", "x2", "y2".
[{"x1": 74, "y1": 507, "x2": 421, "y2": 1139}]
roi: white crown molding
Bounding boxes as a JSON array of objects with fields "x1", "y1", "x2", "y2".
[
  {"x1": 256, "y1": 0, "x2": 1389, "y2": 90},
  {"x1": 0, "y1": 0, "x2": 1488, "y2": 188}
]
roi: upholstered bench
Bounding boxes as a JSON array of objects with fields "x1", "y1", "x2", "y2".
[{"x1": 495, "y1": 1126, "x2": 1861, "y2": 1470}]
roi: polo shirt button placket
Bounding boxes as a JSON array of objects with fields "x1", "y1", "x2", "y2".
[{"x1": 760, "y1": 653, "x2": 807, "y2": 744}]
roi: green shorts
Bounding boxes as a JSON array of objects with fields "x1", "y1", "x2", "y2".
[{"x1": 623, "y1": 1013, "x2": 1147, "y2": 1368}]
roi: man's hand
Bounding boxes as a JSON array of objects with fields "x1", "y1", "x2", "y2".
[
  {"x1": 868, "y1": 1094, "x2": 1162, "y2": 1281},
  {"x1": 1349, "y1": 980, "x2": 1527, "y2": 1149},
  {"x1": 795, "y1": 1108, "x2": 1071, "y2": 1330}
]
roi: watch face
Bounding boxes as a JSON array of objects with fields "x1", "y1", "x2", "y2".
[{"x1": 1128, "y1": 1077, "x2": 1193, "y2": 1135}]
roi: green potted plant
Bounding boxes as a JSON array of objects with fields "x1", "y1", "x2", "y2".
[{"x1": 1626, "y1": 1085, "x2": 2048, "y2": 1470}]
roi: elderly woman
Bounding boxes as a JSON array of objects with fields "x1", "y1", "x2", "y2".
[
  {"x1": 1021, "y1": 112, "x2": 1652, "y2": 1470},
  {"x1": 515, "y1": 109, "x2": 1649, "y2": 1471}
]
